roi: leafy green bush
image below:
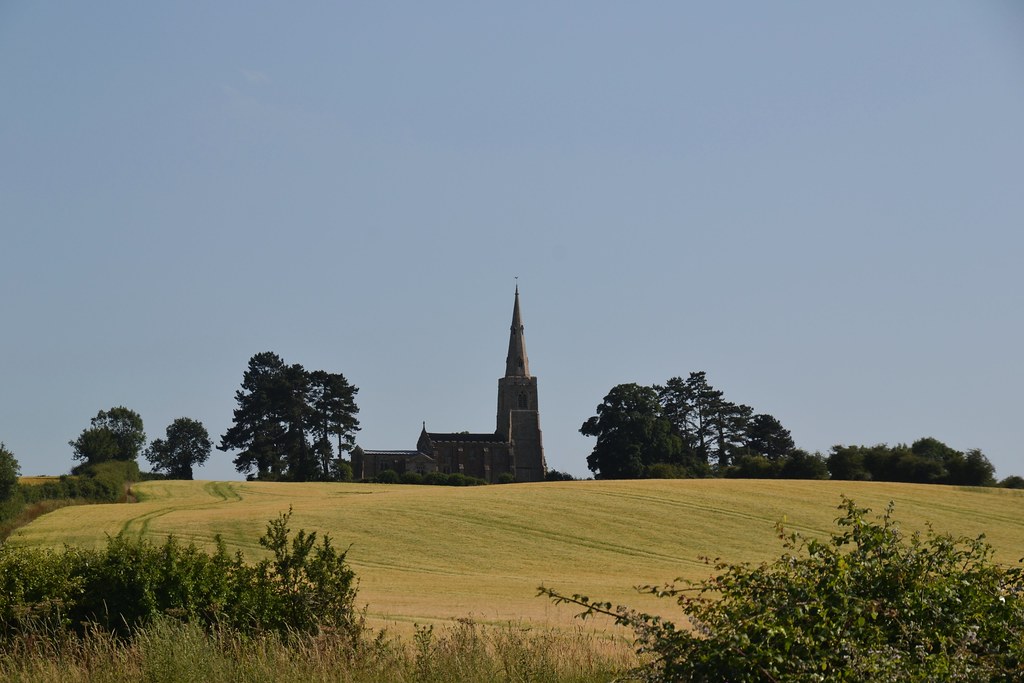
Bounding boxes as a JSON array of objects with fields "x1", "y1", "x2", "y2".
[
  {"x1": 646, "y1": 463, "x2": 690, "y2": 479},
  {"x1": 0, "y1": 509, "x2": 361, "y2": 640},
  {"x1": 543, "y1": 498, "x2": 1024, "y2": 682},
  {"x1": 376, "y1": 471, "x2": 488, "y2": 486}
]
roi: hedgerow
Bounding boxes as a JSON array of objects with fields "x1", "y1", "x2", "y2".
[
  {"x1": 543, "y1": 498, "x2": 1024, "y2": 682},
  {"x1": 0, "y1": 508, "x2": 361, "y2": 641}
]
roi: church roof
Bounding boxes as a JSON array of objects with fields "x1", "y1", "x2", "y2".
[
  {"x1": 361, "y1": 449, "x2": 423, "y2": 456},
  {"x1": 426, "y1": 432, "x2": 506, "y2": 443}
]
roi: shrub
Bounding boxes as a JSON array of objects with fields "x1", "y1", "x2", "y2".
[
  {"x1": 646, "y1": 463, "x2": 689, "y2": 479},
  {"x1": 496, "y1": 472, "x2": 516, "y2": 484},
  {"x1": 545, "y1": 469, "x2": 576, "y2": 481},
  {"x1": 0, "y1": 509, "x2": 361, "y2": 640},
  {"x1": 723, "y1": 454, "x2": 778, "y2": 479},
  {"x1": 400, "y1": 472, "x2": 424, "y2": 485},
  {"x1": 375, "y1": 470, "x2": 400, "y2": 484},
  {"x1": 422, "y1": 471, "x2": 448, "y2": 486},
  {"x1": 543, "y1": 498, "x2": 1024, "y2": 682}
]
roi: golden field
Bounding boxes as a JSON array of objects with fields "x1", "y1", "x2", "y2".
[{"x1": 8, "y1": 479, "x2": 1024, "y2": 632}]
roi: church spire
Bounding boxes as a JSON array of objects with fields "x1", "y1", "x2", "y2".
[{"x1": 504, "y1": 285, "x2": 530, "y2": 377}]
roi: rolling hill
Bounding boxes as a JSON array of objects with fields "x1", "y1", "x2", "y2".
[{"x1": 8, "y1": 478, "x2": 1024, "y2": 631}]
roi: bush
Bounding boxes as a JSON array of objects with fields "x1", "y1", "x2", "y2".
[
  {"x1": 543, "y1": 498, "x2": 1024, "y2": 682},
  {"x1": 375, "y1": 469, "x2": 400, "y2": 484},
  {"x1": 400, "y1": 472, "x2": 424, "y2": 485},
  {"x1": 0, "y1": 509, "x2": 361, "y2": 640},
  {"x1": 496, "y1": 472, "x2": 516, "y2": 484},
  {"x1": 1000, "y1": 475, "x2": 1024, "y2": 489},
  {"x1": 646, "y1": 463, "x2": 689, "y2": 479},
  {"x1": 724, "y1": 454, "x2": 778, "y2": 479}
]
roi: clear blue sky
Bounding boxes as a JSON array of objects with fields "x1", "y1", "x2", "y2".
[{"x1": 2, "y1": 2, "x2": 1022, "y2": 480}]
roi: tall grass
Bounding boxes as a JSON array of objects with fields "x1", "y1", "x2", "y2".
[{"x1": 0, "y1": 617, "x2": 637, "y2": 682}]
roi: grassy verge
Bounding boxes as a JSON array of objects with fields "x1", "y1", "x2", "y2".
[{"x1": 0, "y1": 617, "x2": 637, "y2": 683}]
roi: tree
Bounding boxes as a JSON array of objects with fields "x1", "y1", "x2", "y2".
[
  {"x1": 830, "y1": 438, "x2": 996, "y2": 487},
  {"x1": 657, "y1": 373, "x2": 717, "y2": 465},
  {"x1": 779, "y1": 448, "x2": 829, "y2": 479},
  {"x1": 581, "y1": 383, "x2": 682, "y2": 479},
  {"x1": 744, "y1": 413, "x2": 795, "y2": 461},
  {"x1": 145, "y1": 418, "x2": 213, "y2": 480},
  {"x1": 219, "y1": 352, "x2": 359, "y2": 481},
  {"x1": 70, "y1": 406, "x2": 146, "y2": 465},
  {"x1": 543, "y1": 498, "x2": 1024, "y2": 681},
  {"x1": 658, "y1": 372, "x2": 763, "y2": 469},
  {"x1": 219, "y1": 352, "x2": 293, "y2": 479},
  {"x1": 0, "y1": 442, "x2": 20, "y2": 501}
]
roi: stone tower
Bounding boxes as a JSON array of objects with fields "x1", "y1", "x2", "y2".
[{"x1": 496, "y1": 286, "x2": 547, "y2": 482}]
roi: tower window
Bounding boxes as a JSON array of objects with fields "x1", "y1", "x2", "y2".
[{"x1": 518, "y1": 392, "x2": 528, "y2": 409}]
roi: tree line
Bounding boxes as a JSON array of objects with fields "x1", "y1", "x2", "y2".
[
  {"x1": 5, "y1": 359, "x2": 1016, "y2": 489},
  {"x1": 581, "y1": 372, "x2": 817, "y2": 479},
  {"x1": 581, "y1": 371, "x2": 1011, "y2": 487},
  {"x1": 56, "y1": 351, "x2": 361, "y2": 483}
]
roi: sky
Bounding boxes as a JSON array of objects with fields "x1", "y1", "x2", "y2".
[{"x1": 1, "y1": 2, "x2": 1022, "y2": 481}]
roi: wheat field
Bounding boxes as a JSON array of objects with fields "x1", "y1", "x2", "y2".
[{"x1": 8, "y1": 479, "x2": 1024, "y2": 632}]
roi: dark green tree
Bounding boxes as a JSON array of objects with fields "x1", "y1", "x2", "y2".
[
  {"x1": 657, "y1": 373, "x2": 718, "y2": 464},
  {"x1": 306, "y1": 369, "x2": 360, "y2": 481},
  {"x1": 828, "y1": 444, "x2": 874, "y2": 480},
  {"x1": 744, "y1": 413, "x2": 795, "y2": 461},
  {"x1": 219, "y1": 352, "x2": 359, "y2": 481},
  {"x1": 219, "y1": 352, "x2": 292, "y2": 479},
  {"x1": 581, "y1": 383, "x2": 682, "y2": 479},
  {"x1": 953, "y1": 448, "x2": 996, "y2": 487},
  {"x1": 145, "y1": 417, "x2": 213, "y2": 480},
  {"x1": 708, "y1": 399, "x2": 752, "y2": 468},
  {"x1": 69, "y1": 406, "x2": 146, "y2": 465},
  {"x1": 0, "y1": 442, "x2": 20, "y2": 501},
  {"x1": 779, "y1": 448, "x2": 830, "y2": 479}
]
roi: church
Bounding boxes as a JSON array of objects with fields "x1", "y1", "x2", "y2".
[{"x1": 351, "y1": 287, "x2": 548, "y2": 483}]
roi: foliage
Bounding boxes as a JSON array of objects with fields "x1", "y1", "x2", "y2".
[
  {"x1": 723, "y1": 449, "x2": 829, "y2": 480},
  {"x1": 583, "y1": 373, "x2": 801, "y2": 479},
  {"x1": 69, "y1": 406, "x2": 146, "y2": 465},
  {"x1": 544, "y1": 469, "x2": 576, "y2": 481},
  {"x1": 1000, "y1": 475, "x2": 1024, "y2": 489},
  {"x1": 828, "y1": 438, "x2": 996, "y2": 486},
  {"x1": 218, "y1": 352, "x2": 360, "y2": 481},
  {"x1": 370, "y1": 470, "x2": 488, "y2": 486},
  {"x1": 581, "y1": 383, "x2": 682, "y2": 479},
  {"x1": 0, "y1": 509, "x2": 361, "y2": 640},
  {"x1": 744, "y1": 413, "x2": 796, "y2": 461},
  {"x1": 542, "y1": 498, "x2": 1024, "y2": 682},
  {"x1": 145, "y1": 417, "x2": 213, "y2": 480},
  {"x1": 658, "y1": 372, "x2": 756, "y2": 468},
  {"x1": 0, "y1": 443, "x2": 20, "y2": 501}
]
